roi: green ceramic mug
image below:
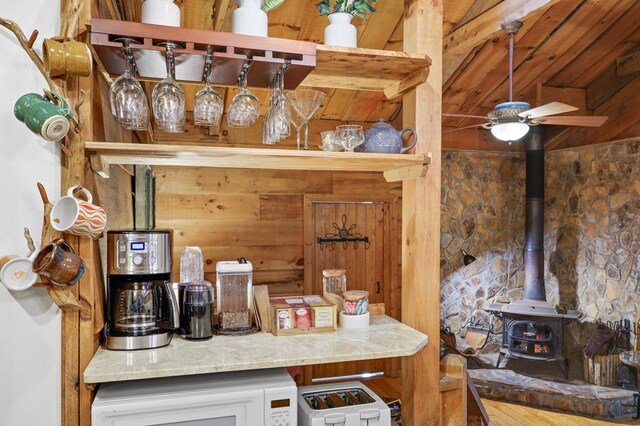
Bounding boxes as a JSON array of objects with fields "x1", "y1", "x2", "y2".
[{"x1": 14, "y1": 92, "x2": 73, "y2": 142}]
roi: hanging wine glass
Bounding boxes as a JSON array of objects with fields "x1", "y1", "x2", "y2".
[
  {"x1": 110, "y1": 41, "x2": 149, "y2": 131},
  {"x1": 193, "y1": 51, "x2": 224, "y2": 127},
  {"x1": 152, "y1": 43, "x2": 186, "y2": 133},
  {"x1": 286, "y1": 89, "x2": 326, "y2": 150},
  {"x1": 227, "y1": 59, "x2": 260, "y2": 128}
]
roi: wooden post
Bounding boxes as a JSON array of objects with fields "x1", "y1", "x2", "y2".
[{"x1": 401, "y1": 0, "x2": 443, "y2": 425}]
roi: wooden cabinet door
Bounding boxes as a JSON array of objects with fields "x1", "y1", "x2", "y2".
[{"x1": 308, "y1": 200, "x2": 391, "y2": 380}]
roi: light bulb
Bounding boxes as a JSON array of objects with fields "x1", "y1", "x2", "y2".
[{"x1": 490, "y1": 121, "x2": 529, "y2": 141}]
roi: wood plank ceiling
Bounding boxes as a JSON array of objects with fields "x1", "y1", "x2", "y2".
[{"x1": 96, "y1": 0, "x2": 640, "y2": 151}]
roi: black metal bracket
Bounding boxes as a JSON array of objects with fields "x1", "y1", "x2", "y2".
[{"x1": 316, "y1": 214, "x2": 370, "y2": 251}]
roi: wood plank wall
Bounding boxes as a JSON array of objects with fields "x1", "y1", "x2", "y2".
[{"x1": 154, "y1": 167, "x2": 401, "y2": 299}]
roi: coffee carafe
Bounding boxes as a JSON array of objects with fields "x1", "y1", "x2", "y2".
[{"x1": 106, "y1": 230, "x2": 179, "y2": 350}]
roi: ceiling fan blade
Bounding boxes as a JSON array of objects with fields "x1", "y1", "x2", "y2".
[
  {"x1": 532, "y1": 115, "x2": 609, "y2": 127},
  {"x1": 442, "y1": 123, "x2": 490, "y2": 133},
  {"x1": 518, "y1": 102, "x2": 579, "y2": 119},
  {"x1": 443, "y1": 113, "x2": 489, "y2": 120}
]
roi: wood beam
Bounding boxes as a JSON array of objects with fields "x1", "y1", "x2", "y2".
[
  {"x1": 588, "y1": 57, "x2": 640, "y2": 111},
  {"x1": 442, "y1": 127, "x2": 525, "y2": 152},
  {"x1": 212, "y1": 0, "x2": 231, "y2": 31},
  {"x1": 402, "y1": 0, "x2": 442, "y2": 424},
  {"x1": 617, "y1": 50, "x2": 640, "y2": 76},
  {"x1": 547, "y1": 74, "x2": 640, "y2": 150},
  {"x1": 443, "y1": 0, "x2": 563, "y2": 81}
]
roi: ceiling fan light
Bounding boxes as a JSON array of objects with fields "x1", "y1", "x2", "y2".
[{"x1": 490, "y1": 121, "x2": 529, "y2": 142}]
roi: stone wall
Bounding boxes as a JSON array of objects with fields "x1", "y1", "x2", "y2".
[
  {"x1": 441, "y1": 141, "x2": 640, "y2": 349},
  {"x1": 440, "y1": 150, "x2": 526, "y2": 333}
]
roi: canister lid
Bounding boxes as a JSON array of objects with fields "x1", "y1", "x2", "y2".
[
  {"x1": 216, "y1": 259, "x2": 253, "y2": 273},
  {"x1": 322, "y1": 269, "x2": 346, "y2": 277},
  {"x1": 183, "y1": 281, "x2": 214, "y2": 305}
]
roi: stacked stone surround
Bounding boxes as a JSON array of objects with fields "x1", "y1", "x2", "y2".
[{"x1": 440, "y1": 140, "x2": 640, "y2": 349}]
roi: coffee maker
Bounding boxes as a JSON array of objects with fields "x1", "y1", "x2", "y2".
[{"x1": 106, "y1": 230, "x2": 179, "y2": 350}]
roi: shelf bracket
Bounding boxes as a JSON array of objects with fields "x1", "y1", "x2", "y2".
[
  {"x1": 91, "y1": 155, "x2": 112, "y2": 179},
  {"x1": 384, "y1": 68, "x2": 430, "y2": 100},
  {"x1": 383, "y1": 152, "x2": 431, "y2": 182}
]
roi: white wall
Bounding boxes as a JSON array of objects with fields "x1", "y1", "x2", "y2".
[{"x1": 0, "y1": 2, "x2": 61, "y2": 426}]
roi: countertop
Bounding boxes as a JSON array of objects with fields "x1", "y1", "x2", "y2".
[{"x1": 84, "y1": 315, "x2": 428, "y2": 383}]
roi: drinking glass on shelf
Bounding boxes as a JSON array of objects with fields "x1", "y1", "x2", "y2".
[
  {"x1": 335, "y1": 124, "x2": 365, "y2": 152},
  {"x1": 286, "y1": 89, "x2": 326, "y2": 150},
  {"x1": 193, "y1": 75, "x2": 224, "y2": 127},
  {"x1": 227, "y1": 60, "x2": 259, "y2": 128},
  {"x1": 152, "y1": 44, "x2": 185, "y2": 133},
  {"x1": 110, "y1": 46, "x2": 149, "y2": 131}
]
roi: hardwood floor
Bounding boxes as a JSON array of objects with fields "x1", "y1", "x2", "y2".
[
  {"x1": 483, "y1": 399, "x2": 640, "y2": 425},
  {"x1": 359, "y1": 376, "x2": 640, "y2": 425}
]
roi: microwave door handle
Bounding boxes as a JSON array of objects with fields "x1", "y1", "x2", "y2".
[{"x1": 323, "y1": 413, "x2": 346, "y2": 425}]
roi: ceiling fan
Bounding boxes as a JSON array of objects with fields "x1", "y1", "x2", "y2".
[{"x1": 444, "y1": 20, "x2": 608, "y2": 143}]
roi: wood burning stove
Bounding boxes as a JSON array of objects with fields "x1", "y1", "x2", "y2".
[{"x1": 487, "y1": 127, "x2": 579, "y2": 373}]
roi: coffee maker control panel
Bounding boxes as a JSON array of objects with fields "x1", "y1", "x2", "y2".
[{"x1": 108, "y1": 230, "x2": 171, "y2": 275}]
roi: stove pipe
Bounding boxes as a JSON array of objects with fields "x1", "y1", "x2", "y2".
[{"x1": 523, "y1": 126, "x2": 546, "y2": 301}]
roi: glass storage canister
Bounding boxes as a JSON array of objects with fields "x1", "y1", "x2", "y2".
[
  {"x1": 343, "y1": 290, "x2": 369, "y2": 315},
  {"x1": 215, "y1": 258, "x2": 253, "y2": 332},
  {"x1": 322, "y1": 269, "x2": 346, "y2": 297}
]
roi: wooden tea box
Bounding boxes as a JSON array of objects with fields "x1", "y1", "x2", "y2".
[{"x1": 269, "y1": 295, "x2": 337, "y2": 336}]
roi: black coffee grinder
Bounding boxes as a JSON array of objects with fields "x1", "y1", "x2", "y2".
[{"x1": 106, "y1": 230, "x2": 179, "y2": 350}]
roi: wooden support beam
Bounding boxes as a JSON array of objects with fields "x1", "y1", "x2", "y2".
[
  {"x1": 617, "y1": 50, "x2": 640, "y2": 77},
  {"x1": 402, "y1": 0, "x2": 442, "y2": 424},
  {"x1": 588, "y1": 62, "x2": 639, "y2": 111},
  {"x1": 443, "y1": 0, "x2": 563, "y2": 81},
  {"x1": 440, "y1": 355, "x2": 468, "y2": 425},
  {"x1": 212, "y1": 0, "x2": 231, "y2": 31},
  {"x1": 547, "y1": 73, "x2": 640, "y2": 150}
]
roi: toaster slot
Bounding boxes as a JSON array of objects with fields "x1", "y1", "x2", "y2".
[
  {"x1": 327, "y1": 392, "x2": 347, "y2": 408},
  {"x1": 346, "y1": 388, "x2": 375, "y2": 405}
]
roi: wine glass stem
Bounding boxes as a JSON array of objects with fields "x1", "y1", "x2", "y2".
[
  {"x1": 296, "y1": 127, "x2": 301, "y2": 150},
  {"x1": 303, "y1": 121, "x2": 310, "y2": 150}
]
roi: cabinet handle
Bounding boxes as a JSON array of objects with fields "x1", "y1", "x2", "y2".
[{"x1": 376, "y1": 281, "x2": 381, "y2": 294}]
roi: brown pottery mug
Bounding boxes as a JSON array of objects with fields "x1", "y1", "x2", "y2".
[
  {"x1": 42, "y1": 37, "x2": 92, "y2": 77},
  {"x1": 32, "y1": 239, "x2": 85, "y2": 287}
]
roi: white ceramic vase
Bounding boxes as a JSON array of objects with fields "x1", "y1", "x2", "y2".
[
  {"x1": 324, "y1": 12, "x2": 357, "y2": 48},
  {"x1": 141, "y1": 0, "x2": 181, "y2": 27},
  {"x1": 232, "y1": 0, "x2": 268, "y2": 37}
]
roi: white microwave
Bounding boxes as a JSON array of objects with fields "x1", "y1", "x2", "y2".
[{"x1": 91, "y1": 368, "x2": 297, "y2": 426}]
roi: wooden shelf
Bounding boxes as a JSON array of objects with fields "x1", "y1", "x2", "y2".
[
  {"x1": 84, "y1": 315, "x2": 428, "y2": 384},
  {"x1": 89, "y1": 19, "x2": 431, "y2": 97},
  {"x1": 85, "y1": 142, "x2": 431, "y2": 181},
  {"x1": 302, "y1": 45, "x2": 431, "y2": 99}
]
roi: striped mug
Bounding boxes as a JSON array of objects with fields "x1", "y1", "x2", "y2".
[{"x1": 50, "y1": 187, "x2": 107, "y2": 239}]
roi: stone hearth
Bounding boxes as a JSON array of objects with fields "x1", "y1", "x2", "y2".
[{"x1": 470, "y1": 368, "x2": 638, "y2": 419}]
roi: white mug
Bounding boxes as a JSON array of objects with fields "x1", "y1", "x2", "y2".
[
  {"x1": 0, "y1": 247, "x2": 39, "y2": 291},
  {"x1": 50, "y1": 186, "x2": 107, "y2": 239}
]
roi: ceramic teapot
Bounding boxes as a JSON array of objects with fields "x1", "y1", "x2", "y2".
[{"x1": 362, "y1": 119, "x2": 417, "y2": 154}]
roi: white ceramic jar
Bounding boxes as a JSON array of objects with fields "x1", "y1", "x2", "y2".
[
  {"x1": 232, "y1": 0, "x2": 268, "y2": 37},
  {"x1": 141, "y1": 0, "x2": 181, "y2": 26},
  {"x1": 324, "y1": 12, "x2": 357, "y2": 48}
]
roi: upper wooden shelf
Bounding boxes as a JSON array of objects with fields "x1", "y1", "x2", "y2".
[
  {"x1": 304, "y1": 45, "x2": 431, "y2": 99},
  {"x1": 89, "y1": 19, "x2": 431, "y2": 98},
  {"x1": 85, "y1": 142, "x2": 431, "y2": 182}
]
